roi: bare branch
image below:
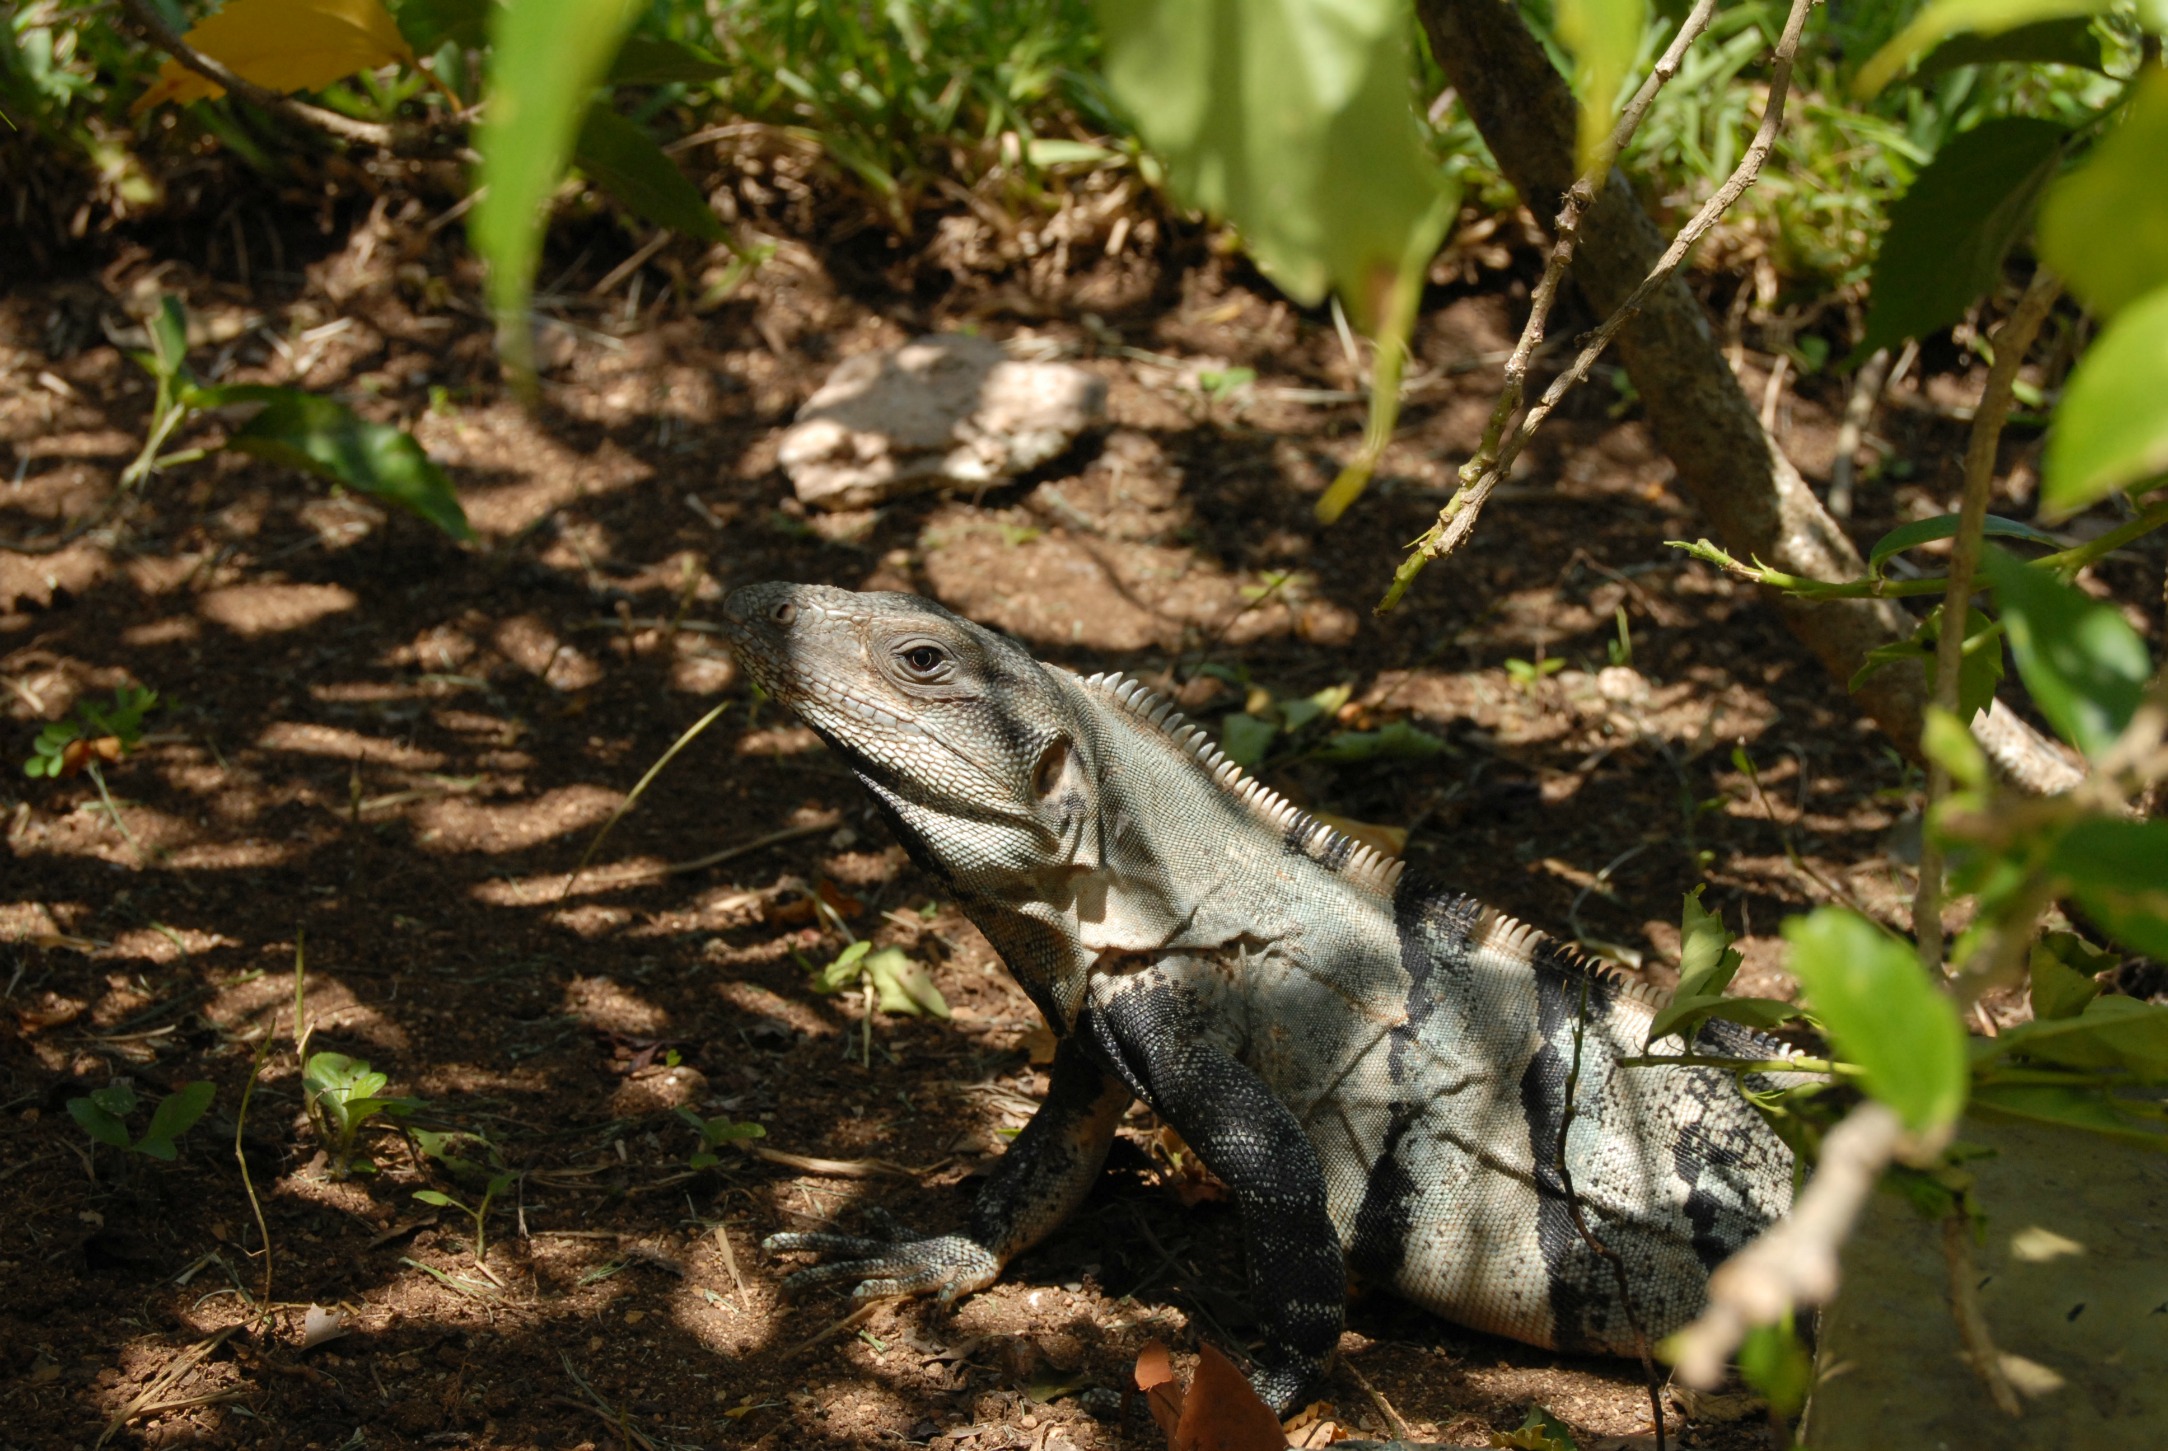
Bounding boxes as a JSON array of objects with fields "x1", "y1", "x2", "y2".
[
  {"x1": 1913, "y1": 269, "x2": 2064, "y2": 971},
  {"x1": 118, "y1": 0, "x2": 399, "y2": 148},
  {"x1": 1384, "y1": 0, "x2": 1817, "y2": 611}
]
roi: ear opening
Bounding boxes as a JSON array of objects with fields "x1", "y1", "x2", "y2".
[{"x1": 1033, "y1": 736, "x2": 1072, "y2": 799}]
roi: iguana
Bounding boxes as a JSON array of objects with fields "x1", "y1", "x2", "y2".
[{"x1": 725, "y1": 581, "x2": 1797, "y2": 1412}]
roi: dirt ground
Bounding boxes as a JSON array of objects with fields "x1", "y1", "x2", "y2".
[{"x1": 3, "y1": 174, "x2": 2147, "y2": 1451}]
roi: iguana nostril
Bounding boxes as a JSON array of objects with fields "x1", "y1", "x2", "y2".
[{"x1": 772, "y1": 602, "x2": 797, "y2": 625}]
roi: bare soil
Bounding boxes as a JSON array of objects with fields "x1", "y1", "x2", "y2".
[{"x1": 4, "y1": 183, "x2": 2151, "y2": 1451}]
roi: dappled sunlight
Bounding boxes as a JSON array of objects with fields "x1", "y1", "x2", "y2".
[
  {"x1": 562, "y1": 973, "x2": 670, "y2": 1036},
  {"x1": 257, "y1": 720, "x2": 449, "y2": 771},
  {"x1": 409, "y1": 783, "x2": 622, "y2": 854},
  {"x1": 195, "y1": 581, "x2": 359, "y2": 636}
]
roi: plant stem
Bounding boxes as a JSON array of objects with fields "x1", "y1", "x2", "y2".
[{"x1": 1914, "y1": 270, "x2": 2063, "y2": 975}]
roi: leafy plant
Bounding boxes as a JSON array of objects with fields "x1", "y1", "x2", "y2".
[
  {"x1": 118, "y1": 296, "x2": 473, "y2": 540},
  {"x1": 674, "y1": 1106, "x2": 765, "y2": 1170},
  {"x1": 302, "y1": 1051, "x2": 419, "y2": 1179},
  {"x1": 415, "y1": 1172, "x2": 516, "y2": 1267},
  {"x1": 804, "y1": 938, "x2": 950, "y2": 1018},
  {"x1": 67, "y1": 1079, "x2": 216, "y2": 1162},
  {"x1": 1503, "y1": 656, "x2": 1567, "y2": 694},
  {"x1": 23, "y1": 685, "x2": 158, "y2": 780}
]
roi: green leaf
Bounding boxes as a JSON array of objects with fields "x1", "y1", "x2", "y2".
[
  {"x1": 91, "y1": 1080, "x2": 138, "y2": 1118},
  {"x1": 607, "y1": 35, "x2": 728, "y2": 85},
  {"x1": 388, "y1": 0, "x2": 492, "y2": 52},
  {"x1": 1971, "y1": 1080, "x2": 2168, "y2": 1144},
  {"x1": 1489, "y1": 1405, "x2": 1579, "y2": 1451},
  {"x1": 1782, "y1": 908, "x2": 1968, "y2": 1131},
  {"x1": 574, "y1": 105, "x2": 726, "y2": 243},
  {"x1": 2042, "y1": 285, "x2": 2168, "y2": 514},
  {"x1": 1096, "y1": 0, "x2": 1455, "y2": 330},
  {"x1": 1311, "y1": 719, "x2": 1447, "y2": 763},
  {"x1": 697, "y1": 1117, "x2": 765, "y2": 1145},
  {"x1": 147, "y1": 296, "x2": 190, "y2": 386},
  {"x1": 472, "y1": 0, "x2": 644, "y2": 386},
  {"x1": 1995, "y1": 993, "x2": 2168, "y2": 1078},
  {"x1": 142, "y1": 1081, "x2": 215, "y2": 1150},
  {"x1": 1980, "y1": 547, "x2": 2152, "y2": 759},
  {"x1": 1913, "y1": 15, "x2": 2108, "y2": 76},
  {"x1": 864, "y1": 947, "x2": 949, "y2": 1018},
  {"x1": 1854, "y1": 0, "x2": 2109, "y2": 97},
  {"x1": 2029, "y1": 932, "x2": 2115, "y2": 1021},
  {"x1": 1921, "y1": 705, "x2": 1988, "y2": 789},
  {"x1": 1555, "y1": 0, "x2": 1649, "y2": 174},
  {"x1": 1856, "y1": 117, "x2": 2068, "y2": 358},
  {"x1": 808, "y1": 938, "x2": 872, "y2": 994},
  {"x1": 1738, "y1": 1317, "x2": 1814, "y2": 1419},
  {"x1": 2047, "y1": 818, "x2": 2168, "y2": 958},
  {"x1": 225, "y1": 390, "x2": 474, "y2": 541},
  {"x1": 413, "y1": 1189, "x2": 459, "y2": 1208},
  {"x1": 2039, "y1": 70, "x2": 2168, "y2": 322},
  {"x1": 68, "y1": 1097, "x2": 133, "y2": 1150},
  {"x1": 1866, "y1": 513, "x2": 2061, "y2": 575},
  {"x1": 1220, "y1": 712, "x2": 1277, "y2": 769}
]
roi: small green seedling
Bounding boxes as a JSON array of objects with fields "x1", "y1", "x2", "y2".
[
  {"x1": 804, "y1": 939, "x2": 950, "y2": 1018},
  {"x1": 1503, "y1": 656, "x2": 1566, "y2": 694},
  {"x1": 675, "y1": 1107, "x2": 766, "y2": 1170},
  {"x1": 1607, "y1": 607, "x2": 1634, "y2": 669},
  {"x1": 415, "y1": 1172, "x2": 516, "y2": 1267},
  {"x1": 24, "y1": 685, "x2": 159, "y2": 779},
  {"x1": 302, "y1": 1051, "x2": 417, "y2": 1178},
  {"x1": 67, "y1": 1078, "x2": 214, "y2": 1162},
  {"x1": 1196, "y1": 365, "x2": 1256, "y2": 404}
]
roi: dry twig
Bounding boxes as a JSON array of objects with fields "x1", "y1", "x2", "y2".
[{"x1": 1384, "y1": 0, "x2": 1816, "y2": 610}]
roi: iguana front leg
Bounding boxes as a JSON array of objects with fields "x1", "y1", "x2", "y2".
[
  {"x1": 1084, "y1": 970, "x2": 1345, "y2": 1415},
  {"x1": 764, "y1": 1035, "x2": 1131, "y2": 1303}
]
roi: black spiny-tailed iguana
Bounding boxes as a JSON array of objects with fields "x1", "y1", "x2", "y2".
[{"x1": 725, "y1": 582, "x2": 1797, "y2": 1411}]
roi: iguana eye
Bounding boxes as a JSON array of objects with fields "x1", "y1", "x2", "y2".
[{"x1": 900, "y1": 644, "x2": 946, "y2": 675}]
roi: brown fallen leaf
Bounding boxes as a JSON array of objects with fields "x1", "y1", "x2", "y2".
[
  {"x1": 1135, "y1": 1339, "x2": 1184, "y2": 1442},
  {"x1": 1172, "y1": 1341, "x2": 1287, "y2": 1451}
]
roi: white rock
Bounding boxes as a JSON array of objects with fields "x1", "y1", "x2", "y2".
[{"x1": 778, "y1": 334, "x2": 1106, "y2": 511}]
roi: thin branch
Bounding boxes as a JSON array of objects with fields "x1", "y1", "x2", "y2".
[
  {"x1": 1914, "y1": 270, "x2": 2063, "y2": 973},
  {"x1": 1382, "y1": 0, "x2": 1817, "y2": 612},
  {"x1": 1434, "y1": 0, "x2": 1723, "y2": 557},
  {"x1": 119, "y1": 0, "x2": 399, "y2": 148}
]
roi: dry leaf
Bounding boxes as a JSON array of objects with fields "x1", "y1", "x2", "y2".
[
  {"x1": 1172, "y1": 1342, "x2": 1286, "y2": 1451},
  {"x1": 1020, "y1": 1023, "x2": 1058, "y2": 1065},
  {"x1": 300, "y1": 1303, "x2": 349, "y2": 1351},
  {"x1": 133, "y1": 0, "x2": 414, "y2": 115},
  {"x1": 15, "y1": 992, "x2": 86, "y2": 1032},
  {"x1": 1136, "y1": 1339, "x2": 1184, "y2": 1440}
]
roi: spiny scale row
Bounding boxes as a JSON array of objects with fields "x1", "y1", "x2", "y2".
[{"x1": 1079, "y1": 671, "x2": 1407, "y2": 898}]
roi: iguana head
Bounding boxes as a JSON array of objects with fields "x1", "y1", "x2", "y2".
[{"x1": 723, "y1": 581, "x2": 1102, "y2": 1026}]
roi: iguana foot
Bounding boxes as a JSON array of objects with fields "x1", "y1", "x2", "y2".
[
  {"x1": 1249, "y1": 1354, "x2": 1324, "y2": 1419},
  {"x1": 764, "y1": 1212, "x2": 1000, "y2": 1304}
]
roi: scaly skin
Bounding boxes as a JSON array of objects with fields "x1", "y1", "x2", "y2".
[{"x1": 724, "y1": 582, "x2": 1796, "y2": 1412}]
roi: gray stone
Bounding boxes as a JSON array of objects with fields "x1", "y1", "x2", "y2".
[
  {"x1": 778, "y1": 334, "x2": 1106, "y2": 511},
  {"x1": 1806, "y1": 1112, "x2": 2168, "y2": 1450}
]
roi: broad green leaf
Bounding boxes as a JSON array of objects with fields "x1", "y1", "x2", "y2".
[
  {"x1": 306, "y1": 1050, "x2": 389, "y2": 1103},
  {"x1": 1648, "y1": 887, "x2": 1783, "y2": 1046},
  {"x1": 864, "y1": 947, "x2": 949, "y2": 1018},
  {"x1": 1856, "y1": 118, "x2": 2067, "y2": 358},
  {"x1": 2042, "y1": 285, "x2": 2168, "y2": 513},
  {"x1": 1921, "y1": 705, "x2": 1988, "y2": 789},
  {"x1": 1311, "y1": 719, "x2": 1447, "y2": 763},
  {"x1": 1491, "y1": 1406, "x2": 1579, "y2": 1451},
  {"x1": 1096, "y1": 0, "x2": 1455, "y2": 329},
  {"x1": 1854, "y1": 0, "x2": 2108, "y2": 98},
  {"x1": 1971, "y1": 1081, "x2": 2168, "y2": 1145},
  {"x1": 1980, "y1": 547, "x2": 2151, "y2": 758},
  {"x1": 413, "y1": 1189, "x2": 458, "y2": 1208},
  {"x1": 607, "y1": 35, "x2": 729, "y2": 85},
  {"x1": 2029, "y1": 932, "x2": 2116, "y2": 1022},
  {"x1": 473, "y1": 0, "x2": 643, "y2": 387},
  {"x1": 1783, "y1": 908, "x2": 1968, "y2": 1131},
  {"x1": 388, "y1": 0, "x2": 491, "y2": 52},
  {"x1": 91, "y1": 1079, "x2": 138, "y2": 1117},
  {"x1": 2047, "y1": 818, "x2": 2168, "y2": 958},
  {"x1": 1866, "y1": 513, "x2": 2060, "y2": 575},
  {"x1": 1220, "y1": 712, "x2": 1278, "y2": 768},
  {"x1": 1738, "y1": 1318, "x2": 1814, "y2": 1419},
  {"x1": 574, "y1": 106, "x2": 726, "y2": 243},
  {"x1": 143, "y1": 1081, "x2": 215, "y2": 1150},
  {"x1": 68, "y1": 1097, "x2": 133, "y2": 1150},
  {"x1": 1994, "y1": 994, "x2": 2168, "y2": 1078},
  {"x1": 147, "y1": 296, "x2": 190, "y2": 384},
  {"x1": 226, "y1": 390, "x2": 474, "y2": 541},
  {"x1": 2039, "y1": 70, "x2": 2168, "y2": 321},
  {"x1": 1914, "y1": 15, "x2": 2108, "y2": 75},
  {"x1": 1556, "y1": 0, "x2": 1649, "y2": 174},
  {"x1": 133, "y1": 0, "x2": 415, "y2": 114},
  {"x1": 809, "y1": 938, "x2": 872, "y2": 994}
]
